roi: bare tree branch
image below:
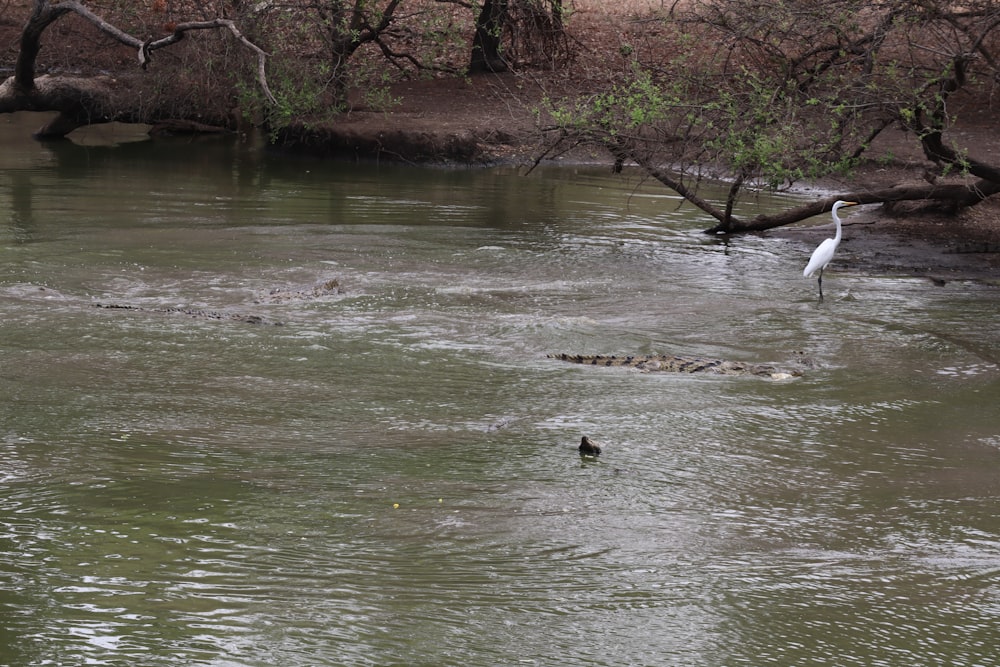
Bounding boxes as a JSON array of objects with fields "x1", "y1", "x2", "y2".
[
  {"x1": 702, "y1": 181, "x2": 1000, "y2": 234},
  {"x1": 6, "y1": 0, "x2": 276, "y2": 127}
]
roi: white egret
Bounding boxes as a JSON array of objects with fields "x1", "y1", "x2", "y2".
[{"x1": 803, "y1": 200, "x2": 858, "y2": 300}]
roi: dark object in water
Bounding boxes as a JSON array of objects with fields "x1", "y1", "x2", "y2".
[{"x1": 579, "y1": 436, "x2": 602, "y2": 457}]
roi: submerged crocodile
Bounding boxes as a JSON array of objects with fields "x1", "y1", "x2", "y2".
[
  {"x1": 548, "y1": 353, "x2": 804, "y2": 379},
  {"x1": 94, "y1": 303, "x2": 283, "y2": 326},
  {"x1": 254, "y1": 278, "x2": 344, "y2": 304},
  {"x1": 92, "y1": 278, "x2": 346, "y2": 326}
]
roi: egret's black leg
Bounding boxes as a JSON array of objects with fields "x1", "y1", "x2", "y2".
[{"x1": 817, "y1": 269, "x2": 824, "y2": 301}]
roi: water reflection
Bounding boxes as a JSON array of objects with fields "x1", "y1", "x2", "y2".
[{"x1": 2, "y1": 112, "x2": 1000, "y2": 665}]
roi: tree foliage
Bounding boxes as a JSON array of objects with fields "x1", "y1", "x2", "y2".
[{"x1": 543, "y1": 0, "x2": 1000, "y2": 233}]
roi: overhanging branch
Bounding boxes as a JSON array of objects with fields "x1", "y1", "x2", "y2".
[
  {"x1": 12, "y1": 1, "x2": 276, "y2": 106},
  {"x1": 701, "y1": 180, "x2": 1000, "y2": 234},
  {"x1": 600, "y1": 133, "x2": 1000, "y2": 234}
]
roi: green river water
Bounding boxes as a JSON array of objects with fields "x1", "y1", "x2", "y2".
[{"x1": 2, "y1": 112, "x2": 1000, "y2": 666}]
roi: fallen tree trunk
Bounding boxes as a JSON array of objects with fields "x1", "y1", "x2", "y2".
[
  {"x1": 701, "y1": 181, "x2": 1000, "y2": 234},
  {"x1": 609, "y1": 141, "x2": 1000, "y2": 234}
]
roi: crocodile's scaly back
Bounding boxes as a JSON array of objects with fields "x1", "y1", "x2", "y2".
[
  {"x1": 91, "y1": 279, "x2": 347, "y2": 326},
  {"x1": 548, "y1": 353, "x2": 800, "y2": 379},
  {"x1": 95, "y1": 303, "x2": 282, "y2": 326}
]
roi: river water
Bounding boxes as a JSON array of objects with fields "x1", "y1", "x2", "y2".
[{"x1": 2, "y1": 112, "x2": 999, "y2": 666}]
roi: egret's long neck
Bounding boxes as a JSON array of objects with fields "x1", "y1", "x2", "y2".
[{"x1": 832, "y1": 210, "x2": 843, "y2": 242}]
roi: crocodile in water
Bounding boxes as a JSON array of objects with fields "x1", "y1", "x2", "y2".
[
  {"x1": 91, "y1": 278, "x2": 347, "y2": 325},
  {"x1": 254, "y1": 278, "x2": 344, "y2": 304},
  {"x1": 547, "y1": 353, "x2": 802, "y2": 379},
  {"x1": 94, "y1": 303, "x2": 283, "y2": 326}
]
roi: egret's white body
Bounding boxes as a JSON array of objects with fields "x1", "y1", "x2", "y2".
[{"x1": 804, "y1": 200, "x2": 857, "y2": 299}]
